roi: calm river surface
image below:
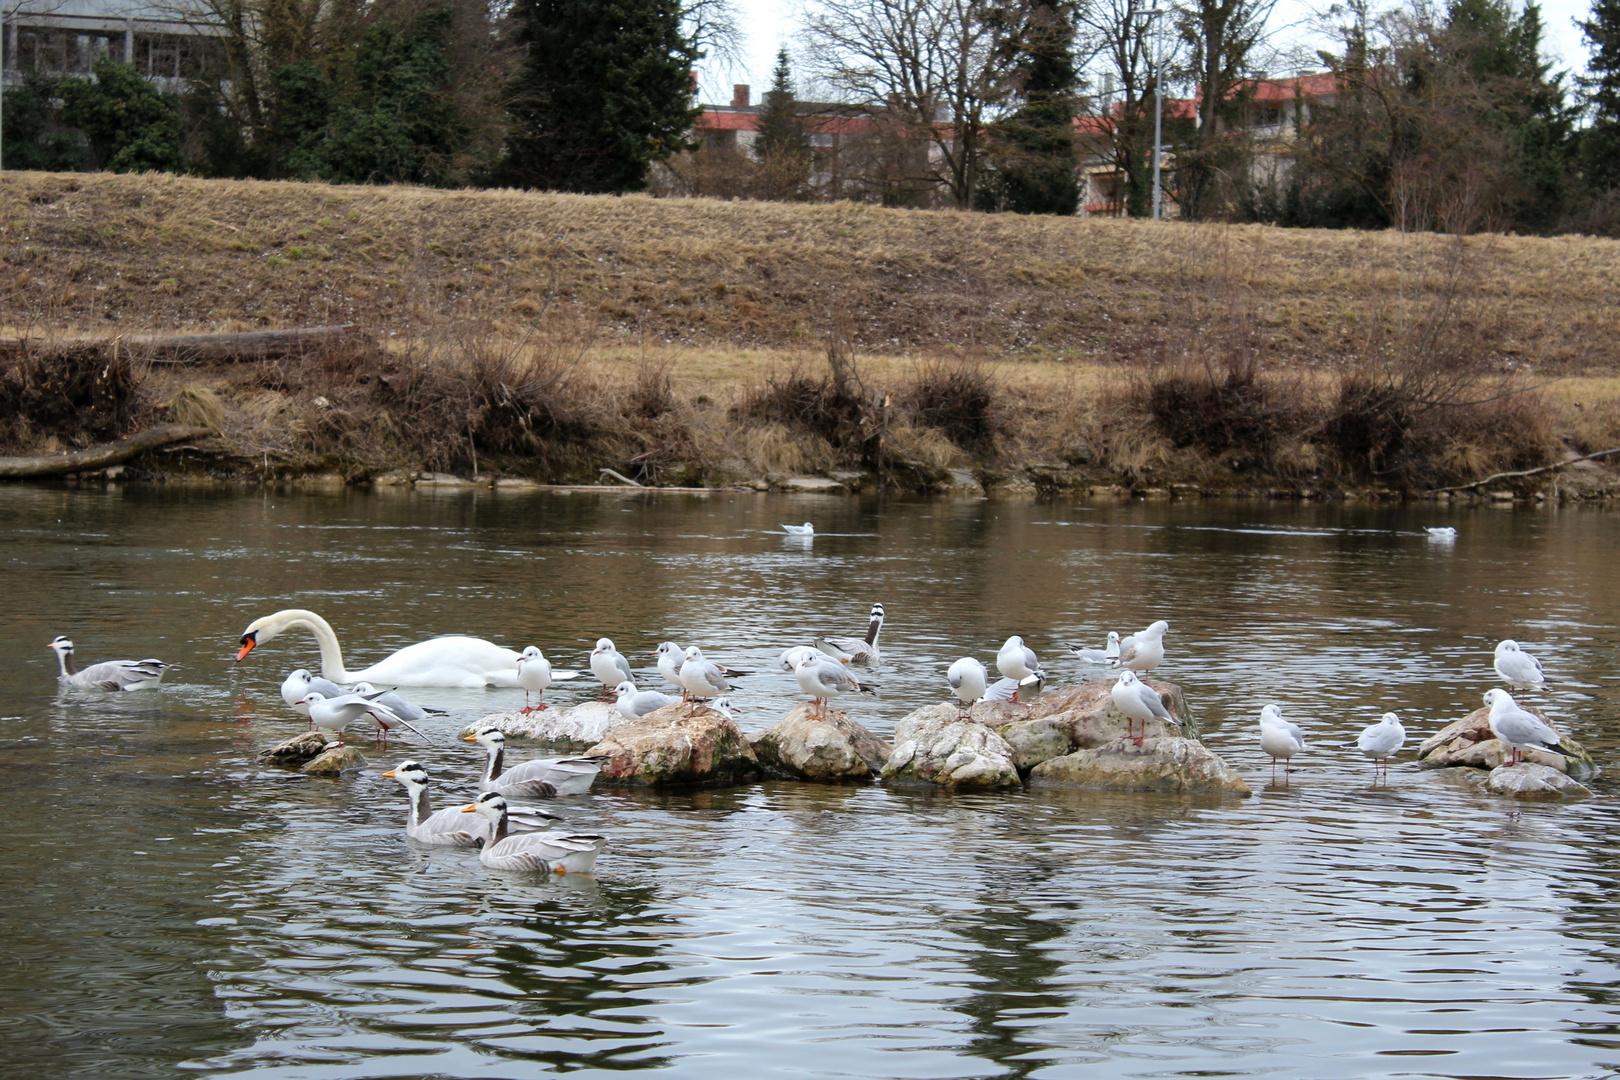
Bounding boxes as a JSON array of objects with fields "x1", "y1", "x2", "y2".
[{"x1": 3, "y1": 486, "x2": 1620, "y2": 1080}]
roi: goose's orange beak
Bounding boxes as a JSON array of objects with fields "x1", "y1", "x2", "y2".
[
  {"x1": 460, "y1": 804, "x2": 477, "y2": 813},
  {"x1": 463, "y1": 733, "x2": 478, "y2": 742},
  {"x1": 380, "y1": 770, "x2": 396, "y2": 778}
]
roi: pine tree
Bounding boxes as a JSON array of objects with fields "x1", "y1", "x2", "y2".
[
  {"x1": 58, "y1": 57, "x2": 184, "y2": 173},
  {"x1": 502, "y1": 0, "x2": 701, "y2": 193},
  {"x1": 1580, "y1": 0, "x2": 1620, "y2": 189},
  {"x1": 753, "y1": 48, "x2": 809, "y2": 199},
  {"x1": 977, "y1": 3, "x2": 1080, "y2": 216}
]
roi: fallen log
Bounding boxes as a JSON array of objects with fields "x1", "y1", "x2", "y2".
[
  {"x1": 0, "y1": 325, "x2": 360, "y2": 364},
  {"x1": 0, "y1": 424, "x2": 213, "y2": 479}
]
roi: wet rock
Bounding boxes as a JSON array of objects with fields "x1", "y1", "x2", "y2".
[
  {"x1": 1028, "y1": 737, "x2": 1250, "y2": 795},
  {"x1": 1487, "y1": 762, "x2": 1593, "y2": 800},
  {"x1": 303, "y1": 745, "x2": 367, "y2": 775},
  {"x1": 777, "y1": 476, "x2": 847, "y2": 494},
  {"x1": 464, "y1": 701, "x2": 622, "y2": 747},
  {"x1": 945, "y1": 469, "x2": 984, "y2": 497},
  {"x1": 979, "y1": 680, "x2": 1193, "y2": 772},
  {"x1": 750, "y1": 704, "x2": 891, "y2": 781},
  {"x1": 1417, "y1": 706, "x2": 1598, "y2": 780},
  {"x1": 584, "y1": 702, "x2": 759, "y2": 787},
  {"x1": 881, "y1": 704, "x2": 1021, "y2": 788},
  {"x1": 260, "y1": 730, "x2": 331, "y2": 766}
]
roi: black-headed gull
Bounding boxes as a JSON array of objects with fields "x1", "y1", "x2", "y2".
[
  {"x1": 795, "y1": 654, "x2": 875, "y2": 718},
  {"x1": 1259, "y1": 704, "x2": 1306, "y2": 782},
  {"x1": 817, "y1": 602, "x2": 884, "y2": 664},
  {"x1": 781, "y1": 522, "x2": 814, "y2": 535},
  {"x1": 995, "y1": 636, "x2": 1044, "y2": 702},
  {"x1": 1111, "y1": 670, "x2": 1180, "y2": 744},
  {"x1": 1355, "y1": 712, "x2": 1406, "y2": 782},
  {"x1": 47, "y1": 636, "x2": 167, "y2": 691},
  {"x1": 1483, "y1": 688, "x2": 1563, "y2": 765},
  {"x1": 1493, "y1": 639, "x2": 1546, "y2": 690},
  {"x1": 464, "y1": 727, "x2": 608, "y2": 797},
  {"x1": 460, "y1": 793, "x2": 607, "y2": 874},
  {"x1": 779, "y1": 645, "x2": 822, "y2": 672},
  {"x1": 1113, "y1": 621, "x2": 1168, "y2": 672},
  {"x1": 1062, "y1": 631, "x2": 1120, "y2": 664},
  {"x1": 589, "y1": 639, "x2": 635, "y2": 700},
  {"x1": 947, "y1": 657, "x2": 987, "y2": 717},
  {"x1": 1426, "y1": 526, "x2": 1457, "y2": 540},
  {"x1": 614, "y1": 680, "x2": 679, "y2": 720},
  {"x1": 300, "y1": 689, "x2": 428, "y2": 746},
  {"x1": 517, "y1": 647, "x2": 553, "y2": 712},
  {"x1": 680, "y1": 646, "x2": 736, "y2": 703},
  {"x1": 282, "y1": 668, "x2": 346, "y2": 721},
  {"x1": 382, "y1": 761, "x2": 559, "y2": 846},
  {"x1": 984, "y1": 673, "x2": 1045, "y2": 702},
  {"x1": 351, "y1": 682, "x2": 445, "y2": 723}
]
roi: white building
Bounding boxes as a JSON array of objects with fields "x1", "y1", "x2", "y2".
[{"x1": 2, "y1": 0, "x2": 224, "y2": 92}]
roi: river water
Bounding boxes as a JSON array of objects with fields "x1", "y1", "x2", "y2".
[{"x1": 3, "y1": 485, "x2": 1619, "y2": 1080}]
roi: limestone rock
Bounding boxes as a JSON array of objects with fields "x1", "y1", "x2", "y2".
[
  {"x1": 260, "y1": 730, "x2": 331, "y2": 766},
  {"x1": 303, "y1": 745, "x2": 367, "y2": 775},
  {"x1": 1028, "y1": 737, "x2": 1250, "y2": 795},
  {"x1": 881, "y1": 704, "x2": 1021, "y2": 788},
  {"x1": 980, "y1": 680, "x2": 1193, "y2": 772},
  {"x1": 1417, "y1": 706, "x2": 1598, "y2": 780},
  {"x1": 777, "y1": 476, "x2": 847, "y2": 494},
  {"x1": 1487, "y1": 762, "x2": 1593, "y2": 800},
  {"x1": 584, "y1": 702, "x2": 759, "y2": 787},
  {"x1": 750, "y1": 704, "x2": 891, "y2": 781},
  {"x1": 464, "y1": 701, "x2": 623, "y2": 747}
]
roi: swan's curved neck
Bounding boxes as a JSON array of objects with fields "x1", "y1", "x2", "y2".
[{"x1": 266, "y1": 610, "x2": 350, "y2": 682}]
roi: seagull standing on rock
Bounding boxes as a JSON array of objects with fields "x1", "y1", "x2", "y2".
[
  {"x1": 1484, "y1": 688, "x2": 1563, "y2": 766},
  {"x1": 795, "y1": 654, "x2": 875, "y2": 719},
  {"x1": 1355, "y1": 712, "x2": 1406, "y2": 783},
  {"x1": 1259, "y1": 704, "x2": 1306, "y2": 782},
  {"x1": 516, "y1": 647, "x2": 553, "y2": 713},
  {"x1": 947, "y1": 657, "x2": 987, "y2": 717},
  {"x1": 613, "y1": 681, "x2": 679, "y2": 720},
  {"x1": 680, "y1": 646, "x2": 736, "y2": 705},
  {"x1": 1494, "y1": 639, "x2": 1547, "y2": 690},
  {"x1": 589, "y1": 639, "x2": 635, "y2": 701},
  {"x1": 1113, "y1": 621, "x2": 1168, "y2": 673},
  {"x1": 996, "y1": 636, "x2": 1045, "y2": 703},
  {"x1": 1111, "y1": 670, "x2": 1180, "y2": 744}
]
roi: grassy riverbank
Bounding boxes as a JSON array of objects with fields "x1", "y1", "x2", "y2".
[{"x1": 4, "y1": 171, "x2": 1620, "y2": 497}]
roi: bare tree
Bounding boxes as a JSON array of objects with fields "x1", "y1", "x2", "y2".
[
  {"x1": 1173, "y1": 0, "x2": 1276, "y2": 217},
  {"x1": 1078, "y1": 0, "x2": 1177, "y2": 215},
  {"x1": 803, "y1": 0, "x2": 1020, "y2": 208}
]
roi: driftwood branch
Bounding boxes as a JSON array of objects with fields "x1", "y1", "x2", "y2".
[
  {"x1": 598, "y1": 468, "x2": 645, "y2": 487},
  {"x1": 1426, "y1": 447, "x2": 1620, "y2": 495},
  {"x1": 0, "y1": 425, "x2": 213, "y2": 479},
  {"x1": 0, "y1": 325, "x2": 360, "y2": 365}
]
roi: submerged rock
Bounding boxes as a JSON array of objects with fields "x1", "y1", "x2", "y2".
[
  {"x1": 1417, "y1": 706, "x2": 1598, "y2": 780},
  {"x1": 1487, "y1": 762, "x2": 1593, "y2": 800},
  {"x1": 303, "y1": 745, "x2": 367, "y2": 775},
  {"x1": 464, "y1": 701, "x2": 622, "y2": 747},
  {"x1": 584, "y1": 701, "x2": 759, "y2": 787},
  {"x1": 260, "y1": 730, "x2": 330, "y2": 766},
  {"x1": 977, "y1": 680, "x2": 1193, "y2": 772},
  {"x1": 750, "y1": 704, "x2": 891, "y2": 781},
  {"x1": 1028, "y1": 737, "x2": 1250, "y2": 795},
  {"x1": 881, "y1": 704, "x2": 1021, "y2": 788}
]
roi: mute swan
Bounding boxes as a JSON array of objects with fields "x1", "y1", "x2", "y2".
[
  {"x1": 460, "y1": 793, "x2": 607, "y2": 874},
  {"x1": 236, "y1": 609, "x2": 524, "y2": 688},
  {"x1": 995, "y1": 636, "x2": 1044, "y2": 703},
  {"x1": 816, "y1": 602, "x2": 884, "y2": 665},
  {"x1": 947, "y1": 656, "x2": 986, "y2": 717},
  {"x1": 1111, "y1": 670, "x2": 1181, "y2": 744},
  {"x1": 48, "y1": 636, "x2": 167, "y2": 691}
]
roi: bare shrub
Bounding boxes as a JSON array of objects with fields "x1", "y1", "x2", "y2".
[
  {"x1": 1142, "y1": 352, "x2": 1299, "y2": 467},
  {"x1": 901, "y1": 359, "x2": 997, "y2": 450},
  {"x1": 0, "y1": 341, "x2": 147, "y2": 449}
]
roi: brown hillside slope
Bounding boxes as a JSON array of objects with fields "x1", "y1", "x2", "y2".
[{"x1": 4, "y1": 171, "x2": 1619, "y2": 368}]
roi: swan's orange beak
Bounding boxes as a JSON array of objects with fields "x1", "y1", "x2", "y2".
[
  {"x1": 235, "y1": 635, "x2": 256, "y2": 662},
  {"x1": 380, "y1": 770, "x2": 396, "y2": 778},
  {"x1": 460, "y1": 804, "x2": 477, "y2": 813},
  {"x1": 463, "y1": 733, "x2": 478, "y2": 742}
]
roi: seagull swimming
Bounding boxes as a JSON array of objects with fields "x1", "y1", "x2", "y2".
[
  {"x1": 1355, "y1": 712, "x2": 1406, "y2": 783},
  {"x1": 781, "y1": 522, "x2": 815, "y2": 535},
  {"x1": 1484, "y1": 688, "x2": 1563, "y2": 766},
  {"x1": 1113, "y1": 621, "x2": 1168, "y2": 673},
  {"x1": 614, "y1": 680, "x2": 680, "y2": 720},
  {"x1": 1111, "y1": 670, "x2": 1180, "y2": 744},
  {"x1": 589, "y1": 638, "x2": 635, "y2": 701},
  {"x1": 816, "y1": 602, "x2": 884, "y2": 665},
  {"x1": 47, "y1": 636, "x2": 167, "y2": 692},
  {"x1": 1061, "y1": 631, "x2": 1121, "y2": 665},
  {"x1": 1259, "y1": 704, "x2": 1306, "y2": 782},
  {"x1": 995, "y1": 636, "x2": 1045, "y2": 703},
  {"x1": 1426, "y1": 526, "x2": 1458, "y2": 540},
  {"x1": 1493, "y1": 639, "x2": 1547, "y2": 690},
  {"x1": 947, "y1": 657, "x2": 987, "y2": 717}
]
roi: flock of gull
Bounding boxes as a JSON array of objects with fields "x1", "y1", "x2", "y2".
[{"x1": 42, "y1": 579, "x2": 1566, "y2": 872}]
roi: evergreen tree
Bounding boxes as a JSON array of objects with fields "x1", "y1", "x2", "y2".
[
  {"x1": 501, "y1": 0, "x2": 701, "y2": 193},
  {"x1": 977, "y1": 3, "x2": 1081, "y2": 215},
  {"x1": 1579, "y1": 0, "x2": 1620, "y2": 190},
  {"x1": 58, "y1": 56, "x2": 184, "y2": 173},
  {"x1": 0, "y1": 74, "x2": 88, "y2": 172},
  {"x1": 753, "y1": 48, "x2": 810, "y2": 199}
]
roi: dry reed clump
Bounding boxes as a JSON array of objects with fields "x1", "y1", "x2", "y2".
[
  {"x1": 165, "y1": 384, "x2": 225, "y2": 433},
  {"x1": 0, "y1": 342, "x2": 147, "y2": 449}
]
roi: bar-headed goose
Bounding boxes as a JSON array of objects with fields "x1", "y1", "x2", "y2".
[
  {"x1": 461, "y1": 792, "x2": 607, "y2": 874},
  {"x1": 465, "y1": 727, "x2": 607, "y2": 797},
  {"x1": 816, "y1": 603, "x2": 884, "y2": 665},
  {"x1": 382, "y1": 762, "x2": 559, "y2": 847},
  {"x1": 48, "y1": 636, "x2": 167, "y2": 691}
]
